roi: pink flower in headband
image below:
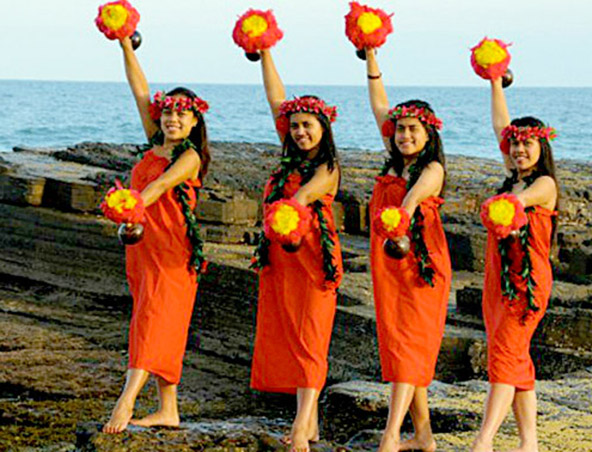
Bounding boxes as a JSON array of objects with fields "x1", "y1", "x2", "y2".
[
  {"x1": 381, "y1": 104, "x2": 443, "y2": 137},
  {"x1": 499, "y1": 124, "x2": 557, "y2": 155},
  {"x1": 275, "y1": 97, "x2": 338, "y2": 135},
  {"x1": 149, "y1": 91, "x2": 210, "y2": 121}
]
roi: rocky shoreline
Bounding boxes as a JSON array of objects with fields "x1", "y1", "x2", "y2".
[{"x1": 0, "y1": 142, "x2": 591, "y2": 451}]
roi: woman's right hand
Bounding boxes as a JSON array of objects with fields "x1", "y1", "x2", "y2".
[{"x1": 120, "y1": 35, "x2": 133, "y2": 51}]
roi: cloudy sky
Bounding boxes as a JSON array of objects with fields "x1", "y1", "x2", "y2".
[{"x1": 2, "y1": 0, "x2": 590, "y2": 86}]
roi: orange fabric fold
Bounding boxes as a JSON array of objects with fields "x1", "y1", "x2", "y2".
[
  {"x1": 370, "y1": 175, "x2": 451, "y2": 387},
  {"x1": 126, "y1": 150, "x2": 200, "y2": 384},
  {"x1": 483, "y1": 206, "x2": 555, "y2": 390},
  {"x1": 251, "y1": 172, "x2": 343, "y2": 394}
]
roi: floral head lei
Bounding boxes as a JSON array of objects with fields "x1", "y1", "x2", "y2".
[
  {"x1": 148, "y1": 91, "x2": 210, "y2": 121},
  {"x1": 499, "y1": 124, "x2": 557, "y2": 155},
  {"x1": 275, "y1": 97, "x2": 338, "y2": 135},
  {"x1": 381, "y1": 104, "x2": 443, "y2": 137}
]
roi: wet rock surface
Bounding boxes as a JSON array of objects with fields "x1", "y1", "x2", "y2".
[{"x1": 1, "y1": 142, "x2": 591, "y2": 451}]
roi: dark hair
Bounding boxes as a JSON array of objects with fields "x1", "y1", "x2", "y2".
[
  {"x1": 386, "y1": 100, "x2": 445, "y2": 192},
  {"x1": 153, "y1": 86, "x2": 211, "y2": 181},
  {"x1": 498, "y1": 116, "x2": 560, "y2": 239},
  {"x1": 282, "y1": 95, "x2": 339, "y2": 174},
  {"x1": 499, "y1": 116, "x2": 559, "y2": 203}
]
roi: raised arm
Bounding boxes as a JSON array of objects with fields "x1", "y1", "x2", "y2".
[
  {"x1": 400, "y1": 162, "x2": 445, "y2": 217},
  {"x1": 366, "y1": 48, "x2": 391, "y2": 149},
  {"x1": 139, "y1": 150, "x2": 200, "y2": 207},
  {"x1": 490, "y1": 78, "x2": 513, "y2": 171},
  {"x1": 259, "y1": 49, "x2": 286, "y2": 139},
  {"x1": 293, "y1": 164, "x2": 340, "y2": 207},
  {"x1": 120, "y1": 36, "x2": 159, "y2": 141}
]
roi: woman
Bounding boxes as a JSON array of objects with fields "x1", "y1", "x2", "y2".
[
  {"x1": 102, "y1": 35, "x2": 210, "y2": 433},
  {"x1": 471, "y1": 77, "x2": 558, "y2": 452},
  {"x1": 365, "y1": 48, "x2": 451, "y2": 452},
  {"x1": 249, "y1": 48, "x2": 343, "y2": 452}
]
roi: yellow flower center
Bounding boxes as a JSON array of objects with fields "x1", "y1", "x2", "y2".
[
  {"x1": 357, "y1": 12, "x2": 383, "y2": 34},
  {"x1": 107, "y1": 189, "x2": 138, "y2": 213},
  {"x1": 488, "y1": 199, "x2": 515, "y2": 226},
  {"x1": 381, "y1": 208, "x2": 401, "y2": 231},
  {"x1": 474, "y1": 40, "x2": 508, "y2": 67},
  {"x1": 101, "y1": 4, "x2": 129, "y2": 31},
  {"x1": 271, "y1": 204, "x2": 300, "y2": 236},
  {"x1": 242, "y1": 14, "x2": 269, "y2": 38}
]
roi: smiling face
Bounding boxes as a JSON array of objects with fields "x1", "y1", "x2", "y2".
[
  {"x1": 289, "y1": 112, "x2": 324, "y2": 153},
  {"x1": 509, "y1": 136, "x2": 541, "y2": 173},
  {"x1": 394, "y1": 117, "x2": 429, "y2": 158},
  {"x1": 160, "y1": 95, "x2": 198, "y2": 141}
]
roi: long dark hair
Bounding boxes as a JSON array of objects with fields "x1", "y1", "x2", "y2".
[
  {"x1": 498, "y1": 116, "x2": 560, "y2": 239},
  {"x1": 385, "y1": 99, "x2": 445, "y2": 191},
  {"x1": 282, "y1": 95, "x2": 339, "y2": 174},
  {"x1": 498, "y1": 116, "x2": 559, "y2": 204},
  {"x1": 152, "y1": 86, "x2": 211, "y2": 181}
]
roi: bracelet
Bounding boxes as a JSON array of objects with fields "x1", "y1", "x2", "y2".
[{"x1": 368, "y1": 73, "x2": 382, "y2": 80}]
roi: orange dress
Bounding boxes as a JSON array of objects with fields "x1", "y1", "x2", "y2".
[
  {"x1": 482, "y1": 206, "x2": 555, "y2": 391},
  {"x1": 370, "y1": 175, "x2": 451, "y2": 387},
  {"x1": 125, "y1": 150, "x2": 200, "y2": 384},
  {"x1": 250, "y1": 172, "x2": 343, "y2": 394}
]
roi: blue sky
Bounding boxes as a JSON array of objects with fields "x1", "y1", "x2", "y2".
[{"x1": 2, "y1": 0, "x2": 591, "y2": 86}]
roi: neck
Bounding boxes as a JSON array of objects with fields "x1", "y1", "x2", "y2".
[
  {"x1": 304, "y1": 146, "x2": 320, "y2": 161},
  {"x1": 403, "y1": 154, "x2": 418, "y2": 168},
  {"x1": 162, "y1": 137, "x2": 184, "y2": 151},
  {"x1": 517, "y1": 167, "x2": 536, "y2": 180}
]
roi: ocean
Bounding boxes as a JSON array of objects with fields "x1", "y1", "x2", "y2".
[{"x1": 1, "y1": 80, "x2": 590, "y2": 161}]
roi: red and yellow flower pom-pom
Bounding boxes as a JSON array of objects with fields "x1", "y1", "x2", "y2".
[
  {"x1": 232, "y1": 9, "x2": 284, "y2": 54},
  {"x1": 373, "y1": 206, "x2": 410, "y2": 240},
  {"x1": 470, "y1": 37, "x2": 511, "y2": 80},
  {"x1": 101, "y1": 181, "x2": 145, "y2": 224},
  {"x1": 480, "y1": 193, "x2": 527, "y2": 239},
  {"x1": 95, "y1": 0, "x2": 140, "y2": 41},
  {"x1": 264, "y1": 199, "x2": 312, "y2": 245},
  {"x1": 345, "y1": 2, "x2": 394, "y2": 50}
]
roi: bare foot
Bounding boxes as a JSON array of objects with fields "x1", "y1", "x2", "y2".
[
  {"x1": 102, "y1": 398, "x2": 134, "y2": 434},
  {"x1": 290, "y1": 425, "x2": 310, "y2": 452},
  {"x1": 129, "y1": 410, "x2": 180, "y2": 428},
  {"x1": 284, "y1": 424, "x2": 318, "y2": 445},
  {"x1": 470, "y1": 438, "x2": 494, "y2": 452},
  {"x1": 378, "y1": 431, "x2": 400, "y2": 452},
  {"x1": 400, "y1": 435, "x2": 436, "y2": 451}
]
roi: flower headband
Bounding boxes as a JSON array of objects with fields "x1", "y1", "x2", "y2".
[
  {"x1": 499, "y1": 124, "x2": 557, "y2": 155},
  {"x1": 381, "y1": 104, "x2": 443, "y2": 137},
  {"x1": 148, "y1": 91, "x2": 209, "y2": 121},
  {"x1": 275, "y1": 97, "x2": 338, "y2": 135}
]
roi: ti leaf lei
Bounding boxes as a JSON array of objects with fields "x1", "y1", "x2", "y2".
[
  {"x1": 497, "y1": 172, "x2": 541, "y2": 322},
  {"x1": 251, "y1": 156, "x2": 339, "y2": 283},
  {"x1": 144, "y1": 131, "x2": 206, "y2": 282},
  {"x1": 381, "y1": 152, "x2": 437, "y2": 287}
]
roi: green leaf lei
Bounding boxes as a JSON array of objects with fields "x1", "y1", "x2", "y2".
[
  {"x1": 497, "y1": 173, "x2": 541, "y2": 321},
  {"x1": 144, "y1": 131, "x2": 206, "y2": 282},
  {"x1": 381, "y1": 152, "x2": 437, "y2": 287},
  {"x1": 250, "y1": 156, "x2": 339, "y2": 283}
]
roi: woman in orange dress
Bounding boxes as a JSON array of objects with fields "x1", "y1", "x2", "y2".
[
  {"x1": 102, "y1": 35, "x2": 210, "y2": 433},
  {"x1": 249, "y1": 48, "x2": 343, "y2": 452},
  {"x1": 471, "y1": 77, "x2": 559, "y2": 452},
  {"x1": 364, "y1": 48, "x2": 451, "y2": 452}
]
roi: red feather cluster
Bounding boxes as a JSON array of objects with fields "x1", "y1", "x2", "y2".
[
  {"x1": 95, "y1": 0, "x2": 140, "y2": 41},
  {"x1": 499, "y1": 124, "x2": 557, "y2": 155},
  {"x1": 264, "y1": 198, "x2": 312, "y2": 245},
  {"x1": 233, "y1": 9, "x2": 284, "y2": 53},
  {"x1": 373, "y1": 206, "x2": 410, "y2": 240},
  {"x1": 470, "y1": 37, "x2": 511, "y2": 81},
  {"x1": 100, "y1": 180, "x2": 145, "y2": 224},
  {"x1": 345, "y1": 2, "x2": 393, "y2": 50},
  {"x1": 480, "y1": 193, "x2": 527, "y2": 240}
]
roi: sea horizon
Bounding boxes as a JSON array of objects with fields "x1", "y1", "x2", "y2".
[{"x1": 2, "y1": 80, "x2": 591, "y2": 161}]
